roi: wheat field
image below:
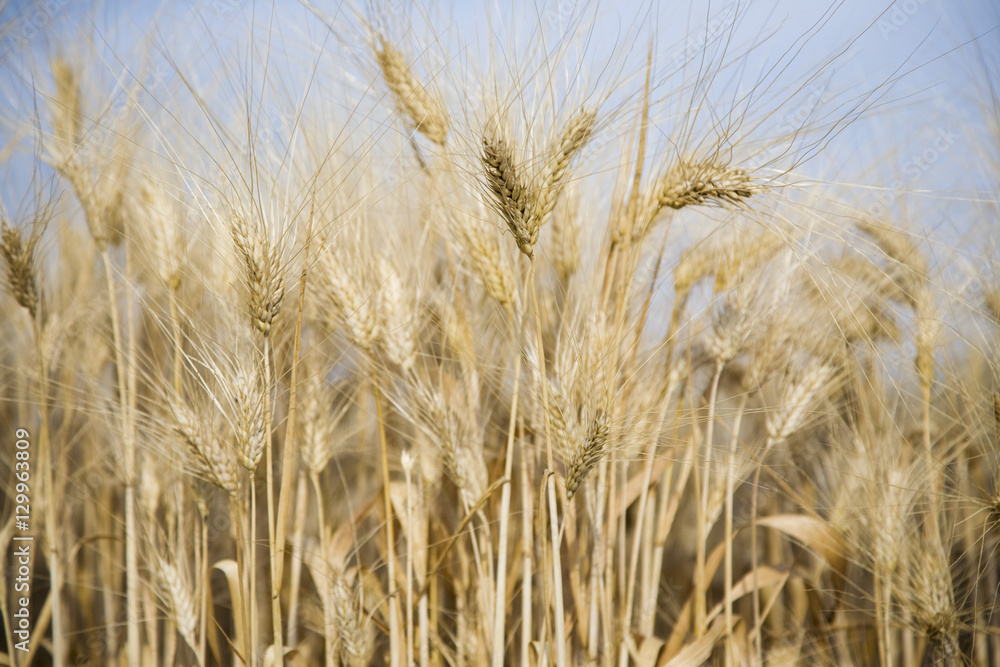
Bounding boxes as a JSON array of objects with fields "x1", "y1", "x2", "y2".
[{"x1": 1, "y1": 1, "x2": 999, "y2": 665}]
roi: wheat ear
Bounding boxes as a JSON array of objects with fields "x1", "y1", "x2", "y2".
[
  {"x1": 230, "y1": 212, "x2": 286, "y2": 335},
  {"x1": 376, "y1": 38, "x2": 448, "y2": 146},
  {"x1": 535, "y1": 108, "x2": 596, "y2": 225},
  {"x1": 155, "y1": 559, "x2": 201, "y2": 664},
  {"x1": 657, "y1": 156, "x2": 761, "y2": 211},
  {"x1": 564, "y1": 410, "x2": 610, "y2": 499},
  {"x1": 170, "y1": 400, "x2": 239, "y2": 497},
  {"x1": 482, "y1": 127, "x2": 538, "y2": 257},
  {"x1": 0, "y1": 219, "x2": 42, "y2": 320}
]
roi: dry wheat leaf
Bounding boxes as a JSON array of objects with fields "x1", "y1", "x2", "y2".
[
  {"x1": 628, "y1": 634, "x2": 666, "y2": 667},
  {"x1": 664, "y1": 539, "x2": 728, "y2": 658},
  {"x1": 212, "y1": 559, "x2": 245, "y2": 661},
  {"x1": 756, "y1": 514, "x2": 848, "y2": 573},
  {"x1": 659, "y1": 616, "x2": 727, "y2": 667},
  {"x1": 707, "y1": 566, "x2": 790, "y2": 624}
]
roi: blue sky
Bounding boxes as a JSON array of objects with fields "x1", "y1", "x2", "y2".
[{"x1": 0, "y1": 0, "x2": 997, "y2": 279}]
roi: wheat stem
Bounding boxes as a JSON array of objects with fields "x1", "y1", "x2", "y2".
[
  {"x1": 275, "y1": 205, "x2": 315, "y2": 590},
  {"x1": 492, "y1": 313, "x2": 522, "y2": 667},
  {"x1": 695, "y1": 361, "x2": 724, "y2": 638},
  {"x1": 249, "y1": 474, "x2": 258, "y2": 667},
  {"x1": 125, "y1": 235, "x2": 142, "y2": 667},
  {"x1": 32, "y1": 315, "x2": 63, "y2": 667},
  {"x1": 749, "y1": 457, "x2": 767, "y2": 665},
  {"x1": 263, "y1": 335, "x2": 284, "y2": 660},
  {"x1": 372, "y1": 364, "x2": 402, "y2": 667},
  {"x1": 723, "y1": 393, "x2": 750, "y2": 667},
  {"x1": 309, "y1": 470, "x2": 336, "y2": 667},
  {"x1": 519, "y1": 417, "x2": 534, "y2": 667},
  {"x1": 403, "y1": 453, "x2": 415, "y2": 667},
  {"x1": 198, "y1": 503, "x2": 209, "y2": 667},
  {"x1": 527, "y1": 255, "x2": 565, "y2": 667},
  {"x1": 99, "y1": 248, "x2": 140, "y2": 667},
  {"x1": 286, "y1": 470, "x2": 308, "y2": 648}
]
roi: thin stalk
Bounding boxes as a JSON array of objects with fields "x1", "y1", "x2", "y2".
[
  {"x1": 639, "y1": 468, "x2": 669, "y2": 637},
  {"x1": 528, "y1": 256, "x2": 565, "y2": 667},
  {"x1": 520, "y1": 422, "x2": 534, "y2": 667},
  {"x1": 638, "y1": 490, "x2": 656, "y2": 635},
  {"x1": 372, "y1": 364, "x2": 402, "y2": 667},
  {"x1": 597, "y1": 454, "x2": 613, "y2": 661},
  {"x1": 287, "y1": 470, "x2": 308, "y2": 647},
  {"x1": 900, "y1": 570, "x2": 914, "y2": 667},
  {"x1": 404, "y1": 458, "x2": 415, "y2": 667},
  {"x1": 456, "y1": 563, "x2": 468, "y2": 667},
  {"x1": 418, "y1": 589, "x2": 429, "y2": 667},
  {"x1": 875, "y1": 569, "x2": 892, "y2": 667},
  {"x1": 199, "y1": 503, "x2": 209, "y2": 667},
  {"x1": 416, "y1": 459, "x2": 428, "y2": 666},
  {"x1": 32, "y1": 313, "x2": 62, "y2": 667},
  {"x1": 922, "y1": 380, "x2": 938, "y2": 538},
  {"x1": 250, "y1": 475, "x2": 258, "y2": 667},
  {"x1": 616, "y1": 461, "x2": 627, "y2": 648},
  {"x1": 723, "y1": 394, "x2": 749, "y2": 667},
  {"x1": 263, "y1": 336, "x2": 283, "y2": 659},
  {"x1": 22, "y1": 587, "x2": 52, "y2": 666},
  {"x1": 599, "y1": 42, "x2": 652, "y2": 315},
  {"x1": 618, "y1": 379, "x2": 678, "y2": 666},
  {"x1": 429, "y1": 541, "x2": 440, "y2": 667},
  {"x1": 695, "y1": 361, "x2": 724, "y2": 638},
  {"x1": 169, "y1": 285, "x2": 183, "y2": 396},
  {"x1": 618, "y1": 319, "x2": 676, "y2": 660},
  {"x1": 125, "y1": 240, "x2": 141, "y2": 667},
  {"x1": 231, "y1": 494, "x2": 251, "y2": 667},
  {"x1": 152, "y1": 585, "x2": 166, "y2": 667},
  {"x1": 546, "y1": 475, "x2": 567, "y2": 667},
  {"x1": 749, "y1": 456, "x2": 767, "y2": 665},
  {"x1": 100, "y1": 249, "x2": 138, "y2": 667},
  {"x1": 586, "y1": 480, "x2": 603, "y2": 663},
  {"x1": 641, "y1": 379, "x2": 690, "y2": 636},
  {"x1": 309, "y1": 471, "x2": 336, "y2": 667},
  {"x1": 275, "y1": 203, "x2": 314, "y2": 595},
  {"x1": 492, "y1": 304, "x2": 522, "y2": 667},
  {"x1": 101, "y1": 492, "x2": 117, "y2": 667}
]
